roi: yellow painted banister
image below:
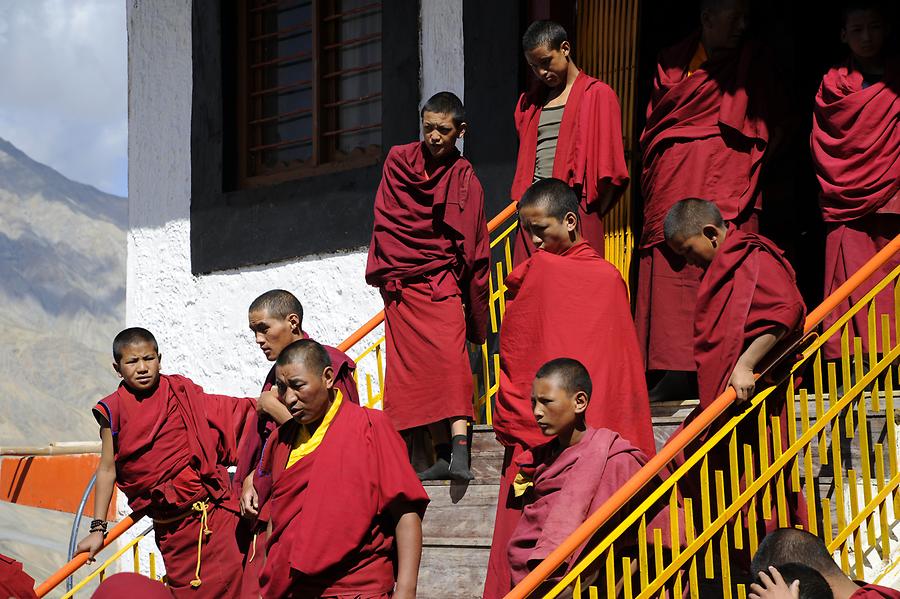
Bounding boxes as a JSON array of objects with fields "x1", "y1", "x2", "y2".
[{"x1": 505, "y1": 233, "x2": 900, "y2": 599}]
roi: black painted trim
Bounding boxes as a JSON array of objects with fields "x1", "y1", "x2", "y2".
[
  {"x1": 190, "y1": 0, "x2": 420, "y2": 274},
  {"x1": 462, "y1": 0, "x2": 522, "y2": 219}
]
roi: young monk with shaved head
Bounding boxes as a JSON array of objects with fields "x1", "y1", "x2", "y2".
[
  {"x1": 511, "y1": 20, "x2": 629, "y2": 263},
  {"x1": 259, "y1": 340, "x2": 429, "y2": 599},
  {"x1": 812, "y1": 1, "x2": 899, "y2": 364},
  {"x1": 76, "y1": 328, "x2": 255, "y2": 598},
  {"x1": 664, "y1": 199, "x2": 808, "y2": 558},
  {"x1": 366, "y1": 91, "x2": 489, "y2": 481},
  {"x1": 484, "y1": 178, "x2": 654, "y2": 598},
  {"x1": 636, "y1": 0, "x2": 779, "y2": 401},
  {"x1": 752, "y1": 528, "x2": 900, "y2": 598},
  {"x1": 234, "y1": 289, "x2": 358, "y2": 596}
]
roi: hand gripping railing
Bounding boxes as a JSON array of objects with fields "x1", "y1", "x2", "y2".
[
  {"x1": 505, "y1": 233, "x2": 900, "y2": 598},
  {"x1": 36, "y1": 200, "x2": 521, "y2": 597}
]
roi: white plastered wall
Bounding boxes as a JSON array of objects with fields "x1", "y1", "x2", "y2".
[{"x1": 116, "y1": 0, "x2": 464, "y2": 577}]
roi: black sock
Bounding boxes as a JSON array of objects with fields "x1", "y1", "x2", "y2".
[
  {"x1": 434, "y1": 442, "x2": 451, "y2": 464},
  {"x1": 449, "y1": 434, "x2": 474, "y2": 481}
]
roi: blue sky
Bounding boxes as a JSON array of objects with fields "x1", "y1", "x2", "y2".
[{"x1": 0, "y1": 0, "x2": 127, "y2": 197}]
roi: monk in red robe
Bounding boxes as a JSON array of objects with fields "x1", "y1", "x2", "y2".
[
  {"x1": 752, "y1": 528, "x2": 900, "y2": 599},
  {"x1": 258, "y1": 340, "x2": 429, "y2": 599},
  {"x1": 511, "y1": 20, "x2": 629, "y2": 264},
  {"x1": 635, "y1": 0, "x2": 775, "y2": 401},
  {"x1": 0, "y1": 554, "x2": 38, "y2": 599},
  {"x1": 75, "y1": 328, "x2": 255, "y2": 598},
  {"x1": 665, "y1": 199, "x2": 808, "y2": 562},
  {"x1": 484, "y1": 179, "x2": 655, "y2": 598},
  {"x1": 366, "y1": 91, "x2": 489, "y2": 481},
  {"x1": 748, "y1": 564, "x2": 834, "y2": 599},
  {"x1": 811, "y1": 1, "x2": 899, "y2": 362},
  {"x1": 92, "y1": 573, "x2": 174, "y2": 598},
  {"x1": 234, "y1": 290, "x2": 359, "y2": 597},
  {"x1": 507, "y1": 358, "x2": 673, "y2": 594}
]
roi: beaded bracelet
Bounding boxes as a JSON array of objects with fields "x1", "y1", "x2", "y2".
[{"x1": 89, "y1": 519, "x2": 108, "y2": 534}]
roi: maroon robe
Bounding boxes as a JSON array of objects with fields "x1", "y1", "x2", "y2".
[
  {"x1": 484, "y1": 241, "x2": 655, "y2": 599},
  {"x1": 672, "y1": 229, "x2": 808, "y2": 566},
  {"x1": 508, "y1": 428, "x2": 672, "y2": 590},
  {"x1": 510, "y1": 71, "x2": 630, "y2": 263},
  {"x1": 636, "y1": 33, "x2": 771, "y2": 371},
  {"x1": 232, "y1": 342, "x2": 358, "y2": 598},
  {"x1": 259, "y1": 400, "x2": 429, "y2": 598},
  {"x1": 92, "y1": 573, "x2": 173, "y2": 598},
  {"x1": 812, "y1": 59, "x2": 900, "y2": 360},
  {"x1": 851, "y1": 583, "x2": 900, "y2": 598},
  {"x1": 94, "y1": 374, "x2": 254, "y2": 598},
  {"x1": 0, "y1": 554, "x2": 37, "y2": 599},
  {"x1": 366, "y1": 141, "x2": 489, "y2": 431}
]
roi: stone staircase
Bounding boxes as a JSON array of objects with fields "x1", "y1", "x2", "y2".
[{"x1": 415, "y1": 400, "x2": 696, "y2": 599}]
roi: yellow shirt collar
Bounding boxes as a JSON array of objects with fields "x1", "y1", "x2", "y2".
[{"x1": 286, "y1": 389, "x2": 343, "y2": 469}]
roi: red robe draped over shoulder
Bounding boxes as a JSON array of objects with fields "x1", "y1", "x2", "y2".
[
  {"x1": 635, "y1": 34, "x2": 771, "y2": 372},
  {"x1": 494, "y1": 241, "x2": 654, "y2": 454},
  {"x1": 232, "y1": 342, "x2": 357, "y2": 597},
  {"x1": 670, "y1": 230, "x2": 807, "y2": 567},
  {"x1": 366, "y1": 141, "x2": 489, "y2": 431},
  {"x1": 94, "y1": 375, "x2": 254, "y2": 597},
  {"x1": 511, "y1": 71, "x2": 629, "y2": 262},
  {"x1": 259, "y1": 400, "x2": 429, "y2": 598},
  {"x1": 508, "y1": 428, "x2": 672, "y2": 589},
  {"x1": 693, "y1": 229, "x2": 806, "y2": 408},
  {"x1": 812, "y1": 59, "x2": 900, "y2": 359},
  {"x1": 852, "y1": 584, "x2": 900, "y2": 598},
  {"x1": 0, "y1": 554, "x2": 38, "y2": 599},
  {"x1": 484, "y1": 241, "x2": 654, "y2": 599}
]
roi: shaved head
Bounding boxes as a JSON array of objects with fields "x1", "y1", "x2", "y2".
[
  {"x1": 276, "y1": 339, "x2": 331, "y2": 374},
  {"x1": 751, "y1": 528, "x2": 845, "y2": 578},
  {"x1": 522, "y1": 20, "x2": 568, "y2": 51},
  {"x1": 249, "y1": 289, "x2": 303, "y2": 323},
  {"x1": 534, "y1": 358, "x2": 593, "y2": 400},
  {"x1": 519, "y1": 178, "x2": 581, "y2": 223},
  {"x1": 663, "y1": 198, "x2": 725, "y2": 242},
  {"x1": 113, "y1": 327, "x2": 158, "y2": 362}
]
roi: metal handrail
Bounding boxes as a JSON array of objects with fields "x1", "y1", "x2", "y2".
[
  {"x1": 0, "y1": 442, "x2": 101, "y2": 456},
  {"x1": 66, "y1": 474, "x2": 97, "y2": 592},
  {"x1": 504, "y1": 233, "x2": 900, "y2": 598}
]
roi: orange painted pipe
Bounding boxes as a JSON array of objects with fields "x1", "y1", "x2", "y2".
[
  {"x1": 336, "y1": 201, "x2": 519, "y2": 352},
  {"x1": 35, "y1": 512, "x2": 141, "y2": 597},
  {"x1": 504, "y1": 234, "x2": 899, "y2": 599}
]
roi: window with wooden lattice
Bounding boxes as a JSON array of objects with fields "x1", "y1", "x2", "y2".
[{"x1": 235, "y1": 0, "x2": 382, "y2": 187}]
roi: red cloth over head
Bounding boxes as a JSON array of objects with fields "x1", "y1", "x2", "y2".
[
  {"x1": 694, "y1": 229, "x2": 806, "y2": 408},
  {"x1": 91, "y1": 573, "x2": 173, "y2": 598},
  {"x1": 510, "y1": 71, "x2": 630, "y2": 261},
  {"x1": 259, "y1": 400, "x2": 429, "y2": 598},
  {"x1": 508, "y1": 428, "x2": 671, "y2": 588},
  {"x1": 812, "y1": 59, "x2": 900, "y2": 223},
  {"x1": 366, "y1": 141, "x2": 490, "y2": 343},
  {"x1": 0, "y1": 554, "x2": 37, "y2": 599},
  {"x1": 639, "y1": 33, "x2": 770, "y2": 250},
  {"x1": 494, "y1": 240, "x2": 655, "y2": 456},
  {"x1": 94, "y1": 374, "x2": 254, "y2": 516},
  {"x1": 851, "y1": 583, "x2": 900, "y2": 598}
]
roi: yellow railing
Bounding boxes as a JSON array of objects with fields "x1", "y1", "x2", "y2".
[
  {"x1": 507, "y1": 236, "x2": 900, "y2": 598},
  {"x1": 59, "y1": 525, "x2": 158, "y2": 599}
]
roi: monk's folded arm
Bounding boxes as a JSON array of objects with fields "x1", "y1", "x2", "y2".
[
  {"x1": 730, "y1": 327, "x2": 786, "y2": 401},
  {"x1": 391, "y1": 508, "x2": 423, "y2": 599}
]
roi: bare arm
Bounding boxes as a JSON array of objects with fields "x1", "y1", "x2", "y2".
[
  {"x1": 75, "y1": 426, "x2": 116, "y2": 562},
  {"x1": 391, "y1": 509, "x2": 423, "y2": 599},
  {"x1": 257, "y1": 389, "x2": 292, "y2": 425},
  {"x1": 729, "y1": 327, "x2": 786, "y2": 403}
]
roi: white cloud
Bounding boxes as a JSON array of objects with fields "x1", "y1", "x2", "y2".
[{"x1": 0, "y1": 0, "x2": 127, "y2": 196}]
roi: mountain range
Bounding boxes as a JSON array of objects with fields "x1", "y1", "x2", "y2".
[{"x1": 0, "y1": 137, "x2": 126, "y2": 445}]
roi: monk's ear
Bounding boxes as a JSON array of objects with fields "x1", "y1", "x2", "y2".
[
  {"x1": 287, "y1": 313, "x2": 301, "y2": 334},
  {"x1": 456, "y1": 121, "x2": 467, "y2": 139},
  {"x1": 322, "y1": 365, "x2": 335, "y2": 390},
  {"x1": 112, "y1": 361, "x2": 122, "y2": 377},
  {"x1": 564, "y1": 211, "x2": 578, "y2": 233},
  {"x1": 702, "y1": 224, "x2": 721, "y2": 244},
  {"x1": 573, "y1": 390, "x2": 589, "y2": 415},
  {"x1": 560, "y1": 40, "x2": 571, "y2": 59}
]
